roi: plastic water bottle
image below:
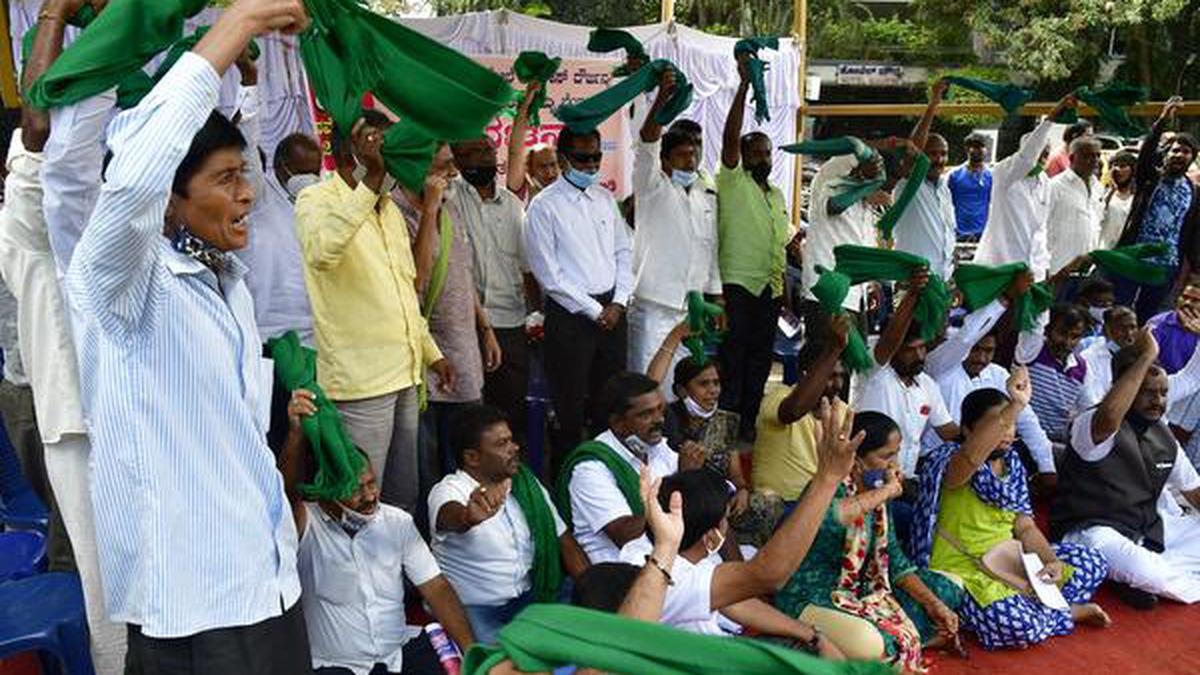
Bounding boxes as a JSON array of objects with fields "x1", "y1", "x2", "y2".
[{"x1": 425, "y1": 622, "x2": 462, "y2": 675}]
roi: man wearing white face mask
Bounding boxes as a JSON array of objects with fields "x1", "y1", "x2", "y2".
[{"x1": 628, "y1": 69, "x2": 722, "y2": 397}]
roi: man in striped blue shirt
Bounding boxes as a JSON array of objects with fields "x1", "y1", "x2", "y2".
[
  {"x1": 1016, "y1": 304, "x2": 1091, "y2": 447},
  {"x1": 63, "y1": 3, "x2": 313, "y2": 673}
]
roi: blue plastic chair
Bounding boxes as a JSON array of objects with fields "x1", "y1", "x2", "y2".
[
  {"x1": 0, "y1": 530, "x2": 47, "y2": 582},
  {"x1": 0, "y1": 413, "x2": 49, "y2": 532},
  {"x1": 0, "y1": 572, "x2": 95, "y2": 675},
  {"x1": 772, "y1": 329, "x2": 803, "y2": 386}
]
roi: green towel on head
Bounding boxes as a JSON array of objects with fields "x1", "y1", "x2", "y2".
[
  {"x1": 26, "y1": 0, "x2": 209, "y2": 109},
  {"x1": 510, "y1": 465, "x2": 564, "y2": 603},
  {"x1": 588, "y1": 27, "x2": 647, "y2": 76},
  {"x1": 734, "y1": 36, "x2": 777, "y2": 124},
  {"x1": 556, "y1": 59, "x2": 693, "y2": 134},
  {"x1": 463, "y1": 604, "x2": 895, "y2": 675},
  {"x1": 300, "y1": 0, "x2": 512, "y2": 192},
  {"x1": 267, "y1": 331, "x2": 367, "y2": 502},
  {"x1": 832, "y1": 245, "x2": 951, "y2": 342},
  {"x1": 1057, "y1": 82, "x2": 1148, "y2": 139},
  {"x1": 684, "y1": 291, "x2": 724, "y2": 366},
  {"x1": 876, "y1": 153, "x2": 931, "y2": 242},
  {"x1": 555, "y1": 441, "x2": 643, "y2": 527},
  {"x1": 809, "y1": 268, "x2": 874, "y2": 373},
  {"x1": 942, "y1": 76, "x2": 1033, "y2": 115},
  {"x1": 953, "y1": 262, "x2": 1054, "y2": 332},
  {"x1": 1089, "y1": 243, "x2": 1172, "y2": 286},
  {"x1": 513, "y1": 51, "x2": 561, "y2": 127}
]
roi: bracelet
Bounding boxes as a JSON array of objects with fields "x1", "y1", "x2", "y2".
[
  {"x1": 644, "y1": 555, "x2": 674, "y2": 586},
  {"x1": 37, "y1": 10, "x2": 66, "y2": 23}
]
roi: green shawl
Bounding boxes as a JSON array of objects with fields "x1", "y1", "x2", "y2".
[
  {"x1": 556, "y1": 58, "x2": 693, "y2": 134},
  {"x1": 832, "y1": 245, "x2": 951, "y2": 342},
  {"x1": 809, "y1": 268, "x2": 875, "y2": 373},
  {"x1": 1089, "y1": 242, "x2": 1172, "y2": 286},
  {"x1": 952, "y1": 262, "x2": 1054, "y2": 332},
  {"x1": 109, "y1": 26, "x2": 262, "y2": 109},
  {"x1": 26, "y1": 0, "x2": 209, "y2": 109},
  {"x1": 463, "y1": 604, "x2": 894, "y2": 675},
  {"x1": 267, "y1": 331, "x2": 366, "y2": 502},
  {"x1": 555, "y1": 440, "x2": 643, "y2": 527},
  {"x1": 588, "y1": 27, "x2": 647, "y2": 77},
  {"x1": 876, "y1": 153, "x2": 931, "y2": 242},
  {"x1": 942, "y1": 75, "x2": 1033, "y2": 115},
  {"x1": 780, "y1": 137, "x2": 886, "y2": 213},
  {"x1": 734, "y1": 36, "x2": 777, "y2": 124},
  {"x1": 684, "y1": 291, "x2": 724, "y2": 366},
  {"x1": 512, "y1": 51, "x2": 561, "y2": 127},
  {"x1": 511, "y1": 464, "x2": 564, "y2": 603},
  {"x1": 1058, "y1": 82, "x2": 1148, "y2": 139}
]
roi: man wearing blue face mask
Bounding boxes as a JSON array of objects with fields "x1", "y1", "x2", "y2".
[
  {"x1": 525, "y1": 125, "x2": 634, "y2": 475},
  {"x1": 628, "y1": 69, "x2": 722, "y2": 396}
]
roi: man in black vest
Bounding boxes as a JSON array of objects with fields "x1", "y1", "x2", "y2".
[{"x1": 1052, "y1": 328, "x2": 1200, "y2": 609}]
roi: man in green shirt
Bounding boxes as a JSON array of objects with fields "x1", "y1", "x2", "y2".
[{"x1": 715, "y1": 52, "x2": 792, "y2": 442}]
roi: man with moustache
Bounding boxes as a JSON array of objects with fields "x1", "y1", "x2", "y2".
[
  {"x1": 893, "y1": 80, "x2": 957, "y2": 279},
  {"x1": 949, "y1": 132, "x2": 993, "y2": 241}
]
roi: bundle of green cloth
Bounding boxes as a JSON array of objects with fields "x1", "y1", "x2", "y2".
[
  {"x1": 876, "y1": 153, "x2": 930, "y2": 242},
  {"x1": 463, "y1": 604, "x2": 894, "y2": 675},
  {"x1": 557, "y1": 28, "x2": 693, "y2": 134},
  {"x1": 808, "y1": 268, "x2": 874, "y2": 373},
  {"x1": 267, "y1": 331, "x2": 365, "y2": 502},
  {"x1": 735, "y1": 36, "x2": 777, "y2": 124},
  {"x1": 1089, "y1": 242, "x2": 1172, "y2": 286},
  {"x1": 831, "y1": 245, "x2": 951, "y2": 342},
  {"x1": 512, "y1": 51, "x2": 561, "y2": 127},
  {"x1": 942, "y1": 75, "x2": 1033, "y2": 115},
  {"x1": 780, "y1": 137, "x2": 887, "y2": 214},
  {"x1": 589, "y1": 27, "x2": 647, "y2": 77},
  {"x1": 953, "y1": 262, "x2": 1053, "y2": 332},
  {"x1": 684, "y1": 291, "x2": 723, "y2": 366}
]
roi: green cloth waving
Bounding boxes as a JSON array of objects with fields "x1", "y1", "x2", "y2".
[
  {"x1": 1058, "y1": 82, "x2": 1148, "y2": 139},
  {"x1": 942, "y1": 76, "x2": 1033, "y2": 115},
  {"x1": 513, "y1": 51, "x2": 561, "y2": 127},
  {"x1": 876, "y1": 153, "x2": 931, "y2": 242},
  {"x1": 588, "y1": 28, "x2": 647, "y2": 76},
  {"x1": 27, "y1": 0, "x2": 209, "y2": 109},
  {"x1": 463, "y1": 604, "x2": 895, "y2": 675},
  {"x1": 555, "y1": 441, "x2": 643, "y2": 527},
  {"x1": 735, "y1": 36, "x2": 777, "y2": 124},
  {"x1": 510, "y1": 465, "x2": 564, "y2": 603},
  {"x1": 780, "y1": 137, "x2": 886, "y2": 214},
  {"x1": 111, "y1": 26, "x2": 263, "y2": 109},
  {"x1": 556, "y1": 59, "x2": 693, "y2": 134},
  {"x1": 953, "y1": 262, "x2": 1054, "y2": 332},
  {"x1": 1089, "y1": 242, "x2": 1172, "y2": 286},
  {"x1": 809, "y1": 268, "x2": 874, "y2": 373},
  {"x1": 684, "y1": 291, "x2": 723, "y2": 366},
  {"x1": 267, "y1": 331, "x2": 366, "y2": 502},
  {"x1": 832, "y1": 245, "x2": 951, "y2": 342}
]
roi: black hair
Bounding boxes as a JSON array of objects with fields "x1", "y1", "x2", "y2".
[
  {"x1": 1110, "y1": 149, "x2": 1137, "y2": 167},
  {"x1": 903, "y1": 320, "x2": 926, "y2": 344},
  {"x1": 1063, "y1": 120, "x2": 1093, "y2": 143},
  {"x1": 599, "y1": 371, "x2": 660, "y2": 420},
  {"x1": 851, "y1": 411, "x2": 900, "y2": 457},
  {"x1": 1112, "y1": 345, "x2": 1166, "y2": 381},
  {"x1": 1168, "y1": 132, "x2": 1199, "y2": 155},
  {"x1": 447, "y1": 403, "x2": 509, "y2": 466},
  {"x1": 1104, "y1": 305, "x2": 1136, "y2": 326},
  {"x1": 961, "y1": 388, "x2": 1009, "y2": 431},
  {"x1": 1049, "y1": 303, "x2": 1088, "y2": 332},
  {"x1": 171, "y1": 111, "x2": 246, "y2": 196},
  {"x1": 661, "y1": 127, "x2": 697, "y2": 161},
  {"x1": 557, "y1": 127, "x2": 601, "y2": 156},
  {"x1": 1077, "y1": 277, "x2": 1114, "y2": 303},
  {"x1": 572, "y1": 562, "x2": 641, "y2": 612},
  {"x1": 329, "y1": 109, "x2": 391, "y2": 160},
  {"x1": 657, "y1": 470, "x2": 730, "y2": 551},
  {"x1": 964, "y1": 132, "x2": 988, "y2": 147},
  {"x1": 740, "y1": 131, "x2": 770, "y2": 156},
  {"x1": 672, "y1": 356, "x2": 718, "y2": 397},
  {"x1": 274, "y1": 132, "x2": 320, "y2": 170},
  {"x1": 669, "y1": 118, "x2": 703, "y2": 142}
]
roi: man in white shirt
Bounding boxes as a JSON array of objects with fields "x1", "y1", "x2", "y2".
[
  {"x1": 428, "y1": 404, "x2": 589, "y2": 644},
  {"x1": 851, "y1": 269, "x2": 959, "y2": 478},
  {"x1": 628, "y1": 69, "x2": 721, "y2": 395},
  {"x1": 974, "y1": 95, "x2": 1079, "y2": 279},
  {"x1": 282, "y1": 390, "x2": 475, "y2": 675},
  {"x1": 893, "y1": 80, "x2": 957, "y2": 280},
  {"x1": 1053, "y1": 332, "x2": 1200, "y2": 609},
  {"x1": 925, "y1": 283, "x2": 1057, "y2": 481},
  {"x1": 524, "y1": 127, "x2": 633, "y2": 472},
  {"x1": 558, "y1": 372, "x2": 681, "y2": 563},
  {"x1": 1046, "y1": 136, "x2": 1103, "y2": 277}
]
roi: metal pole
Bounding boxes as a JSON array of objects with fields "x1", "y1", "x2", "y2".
[
  {"x1": 660, "y1": 0, "x2": 675, "y2": 24},
  {"x1": 791, "y1": 0, "x2": 807, "y2": 226}
]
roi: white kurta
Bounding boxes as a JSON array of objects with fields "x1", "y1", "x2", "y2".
[{"x1": 973, "y1": 118, "x2": 1055, "y2": 279}]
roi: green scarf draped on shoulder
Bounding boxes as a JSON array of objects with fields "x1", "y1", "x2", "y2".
[
  {"x1": 832, "y1": 245, "x2": 950, "y2": 342},
  {"x1": 1089, "y1": 242, "x2": 1172, "y2": 286},
  {"x1": 942, "y1": 75, "x2": 1033, "y2": 115},
  {"x1": 555, "y1": 440, "x2": 643, "y2": 527},
  {"x1": 809, "y1": 268, "x2": 874, "y2": 373},
  {"x1": 556, "y1": 58, "x2": 693, "y2": 134},
  {"x1": 953, "y1": 262, "x2": 1054, "y2": 332},
  {"x1": 510, "y1": 464, "x2": 564, "y2": 603},
  {"x1": 463, "y1": 604, "x2": 895, "y2": 675},
  {"x1": 513, "y1": 51, "x2": 561, "y2": 127},
  {"x1": 734, "y1": 36, "x2": 777, "y2": 124},
  {"x1": 876, "y1": 153, "x2": 930, "y2": 242},
  {"x1": 267, "y1": 331, "x2": 366, "y2": 502}
]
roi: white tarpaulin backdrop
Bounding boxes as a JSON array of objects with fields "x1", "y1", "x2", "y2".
[{"x1": 8, "y1": 3, "x2": 800, "y2": 205}]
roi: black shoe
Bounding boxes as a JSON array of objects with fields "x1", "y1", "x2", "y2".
[{"x1": 1114, "y1": 582, "x2": 1159, "y2": 610}]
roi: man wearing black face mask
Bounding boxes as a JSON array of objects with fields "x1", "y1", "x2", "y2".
[{"x1": 715, "y1": 51, "x2": 793, "y2": 444}]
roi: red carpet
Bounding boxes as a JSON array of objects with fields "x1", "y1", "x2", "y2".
[{"x1": 928, "y1": 585, "x2": 1200, "y2": 674}]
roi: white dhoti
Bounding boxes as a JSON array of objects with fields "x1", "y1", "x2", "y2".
[{"x1": 627, "y1": 299, "x2": 686, "y2": 397}]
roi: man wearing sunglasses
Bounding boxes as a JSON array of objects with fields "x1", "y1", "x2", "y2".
[{"x1": 524, "y1": 127, "x2": 633, "y2": 476}]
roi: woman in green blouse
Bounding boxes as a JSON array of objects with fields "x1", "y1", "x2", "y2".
[{"x1": 775, "y1": 411, "x2": 963, "y2": 670}]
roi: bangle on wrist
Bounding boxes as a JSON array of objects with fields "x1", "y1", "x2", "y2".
[
  {"x1": 644, "y1": 555, "x2": 674, "y2": 586},
  {"x1": 37, "y1": 10, "x2": 66, "y2": 23}
]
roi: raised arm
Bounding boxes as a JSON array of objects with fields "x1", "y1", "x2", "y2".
[
  {"x1": 926, "y1": 299, "x2": 1007, "y2": 378},
  {"x1": 505, "y1": 81, "x2": 540, "y2": 194},
  {"x1": 640, "y1": 69, "x2": 676, "y2": 143},
  {"x1": 413, "y1": 169, "x2": 449, "y2": 293},
  {"x1": 873, "y1": 267, "x2": 928, "y2": 365},
  {"x1": 619, "y1": 469, "x2": 683, "y2": 622},
  {"x1": 944, "y1": 367, "x2": 1031, "y2": 489},
  {"x1": 897, "y1": 79, "x2": 947, "y2": 179},
  {"x1": 1092, "y1": 328, "x2": 1159, "y2": 444},
  {"x1": 777, "y1": 315, "x2": 850, "y2": 424},
  {"x1": 720, "y1": 54, "x2": 751, "y2": 170},
  {"x1": 1005, "y1": 94, "x2": 1076, "y2": 180},
  {"x1": 1136, "y1": 98, "x2": 1182, "y2": 189},
  {"x1": 278, "y1": 388, "x2": 316, "y2": 535},
  {"x1": 646, "y1": 322, "x2": 690, "y2": 385}
]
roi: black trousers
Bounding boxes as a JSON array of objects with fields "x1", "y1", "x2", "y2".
[
  {"x1": 484, "y1": 326, "x2": 530, "y2": 444},
  {"x1": 543, "y1": 293, "x2": 627, "y2": 478},
  {"x1": 313, "y1": 632, "x2": 443, "y2": 675},
  {"x1": 125, "y1": 600, "x2": 312, "y2": 675},
  {"x1": 717, "y1": 284, "x2": 780, "y2": 442}
]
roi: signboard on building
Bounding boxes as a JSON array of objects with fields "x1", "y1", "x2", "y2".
[{"x1": 835, "y1": 64, "x2": 905, "y2": 86}]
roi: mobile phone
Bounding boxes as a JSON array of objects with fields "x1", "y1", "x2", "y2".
[{"x1": 862, "y1": 469, "x2": 888, "y2": 490}]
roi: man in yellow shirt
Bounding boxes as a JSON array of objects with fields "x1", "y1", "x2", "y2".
[{"x1": 294, "y1": 111, "x2": 455, "y2": 514}]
